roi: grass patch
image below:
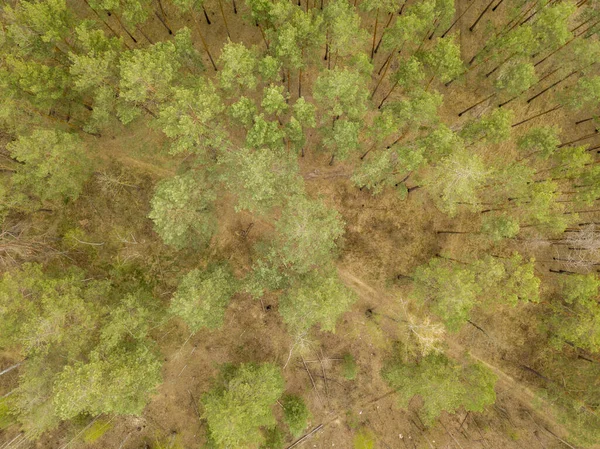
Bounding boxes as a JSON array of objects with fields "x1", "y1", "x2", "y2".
[{"x1": 82, "y1": 418, "x2": 113, "y2": 443}]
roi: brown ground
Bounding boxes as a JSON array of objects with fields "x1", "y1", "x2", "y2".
[{"x1": 2, "y1": 0, "x2": 600, "y2": 448}]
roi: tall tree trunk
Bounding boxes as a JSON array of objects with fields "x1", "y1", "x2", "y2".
[
  {"x1": 576, "y1": 117, "x2": 595, "y2": 125},
  {"x1": 0, "y1": 362, "x2": 22, "y2": 377},
  {"x1": 512, "y1": 105, "x2": 562, "y2": 127},
  {"x1": 202, "y1": 5, "x2": 211, "y2": 24},
  {"x1": 469, "y1": 0, "x2": 496, "y2": 32},
  {"x1": 191, "y1": 12, "x2": 218, "y2": 70},
  {"x1": 458, "y1": 93, "x2": 495, "y2": 116},
  {"x1": 217, "y1": 0, "x2": 231, "y2": 38},
  {"x1": 111, "y1": 12, "x2": 138, "y2": 43},
  {"x1": 378, "y1": 80, "x2": 398, "y2": 109},
  {"x1": 374, "y1": 13, "x2": 394, "y2": 54},
  {"x1": 442, "y1": 0, "x2": 476, "y2": 37},
  {"x1": 82, "y1": 0, "x2": 128, "y2": 47},
  {"x1": 154, "y1": 11, "x2": 173, "y2": 34},
  {"x1": 526, "y1": 70, "x2": 577, "y2": 104},
  {"x1": 558, "y1": 130, "x2": 598, "y2": 148},
  {"x1": 137, "y1": 26, "x2": 154, "y2": 44},
  {"x1": 371, "y1": 9, "x2": 379, "y2": 60},
  {"x1": 492, "y1": 0, "x2": 506, "y2": 11}
]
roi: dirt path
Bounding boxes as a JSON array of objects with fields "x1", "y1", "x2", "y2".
[{"x1": 336, "y1": 266, "x2": 582, "y2": 449}]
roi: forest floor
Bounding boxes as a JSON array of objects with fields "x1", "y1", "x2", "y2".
[{"x1": 3, "y1": 0, "x2": 600, "y2": 448}]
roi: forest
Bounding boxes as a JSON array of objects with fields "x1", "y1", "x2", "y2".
[{"x1": 0, "y1": 0, "x2": 600, "y2": 447}]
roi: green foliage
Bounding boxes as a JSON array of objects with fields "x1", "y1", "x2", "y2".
[
  {"x1": 550, "y1": 274, "x2": 600, "y2": 352},
  {"x1": 0, "y1": 263, "x2": 106, "y2": 355},
  {"x1": 118, "y1": 38, "x2": 182, "y2": 107},
  {"x1": 412, "y1": 255, "x2": 540, "y2": 332},
  {"x1": 494, "y1": 61, "x2": 538, "y2": 97},
  {"x1": 353, "y1": 428, "x2": 375, "y2": 449},
  {"x1": 412, "y1": 258, "x2": 481, "y2": 332},
  {"x1": 157, "y1": 79, "x2": 226, "y2": 155},
  {"x1": 260, "y1": 426, "x2": 285, "y2": 449},
  {"x1": 473, "y1": 254, "x2": 541, "y2": 306},
  {"x1": 275, "y1": 195, "x2": 345, "y2": 273},
  {"x1": 418, "y1": 36, "x2": 464, "y2": 83},
  {"x1": 480, "y1": 214, "x2": 520, "y2": 241},
  {"x1": 323, "y1": 119, "x2": 361, "y2": 160},
  {"x1": 230, "y1": 96, "x2": 258, "y2": 127},
  {"x1": 323, "y1": 0, "x2": 369, "y2": 58},
  {"x1": 220, "y1": 147, "x2": 304, "y2": 214},
  {"x1": 53, "y1": 343, "x2": 162, "y2": 419},
  {"x1": 386, "y1": 88, "x2": 443, "y2": 130},
  {"x1": 313, "y1": 68, "x2": 369, "y2": 121},
  {"x1": 246, "y1": 114, "x2": 286, "y2": 150},
  {"x1": 202, "y1": 363, "x2": 285, "y2": 449},
  {"x1": 279, "y1": 268, "x2": 356, "y2": 333},
  {"x1": 281, "y1": 394, "x2": 310, "y2": 437},
  {"x1": 148, "y1": 171, "x2": 217, "y2": 249},
  {"x1": 82, "y1": 417, "x2": 114, "y2": 443},
  {"x1": 460, "y1": 109, "x2": 514, "y2": 144},
  {"x1": 242, "y1": 256, "x2": 289, "y2": 299},
  {"x1": 382, "y1": 353, "x2": 497, "y2": 425},
  {"x1": 6, "y1": 129, "x2": 92, "y2": 206},
  {"x1": 425, "y1": 149, "x2": 487, "y2": 216},
  {"x1": 517, "y1": 126, "x2": 560, "y2": 160},
  {"x1": 0, "y1": 398, "x2": 15, "y2": 430},
  {"x1": 564, "y1": 76, "x2": 600, "y2": 110},
  {"x1": 351, "y1": 149, "x2": 397, "y2": 194},
  {"x1": 261, "y1": 84, "x2": 288, "y2": 115},
  {"x1": 342, "y1": 353, "x2": 358, "y2": 380},
  {"x1": 170, "y1": 263, "x2": 237, "y2": 332},
  {"x1": 218, "y1": 41, "x2": 259, "y2": 92}
]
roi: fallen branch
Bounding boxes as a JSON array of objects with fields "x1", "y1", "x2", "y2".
[{"x1": 285, "y1": 424, "x2": 324, "y2": 449}]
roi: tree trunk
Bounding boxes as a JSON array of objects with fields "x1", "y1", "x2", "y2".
[
  {"x1": 137, "y1": 26, "x2": 154, "y2": 44},
  {"x1": 217, "y1": 0, "x2": 231, "y2": 38},
  {"x1": 576, "y1": 117, "x2": 595, "y2": 125},
  {"x1": 191, "y1": 11, "x2": 218, "y2": 71},
  {"x1": 378, "y1": 80, "x2": 398, "y2": 109},
  {"x1": 558, "y1": 130, "x2": 598, "y2": 148},
  {"x1": 82, "y1": 0, "x2": 128, "y2": 47},
  {"x1": 374, "y1": 13, "x2": 394, "y2": 54},
  {"x1": 371, "y1": 9, "x2": 379, "y2": 60},
  {"x1": 0, "y1": 362, "x2": 22, "y2": 377},
  {"x1": 458, "y1": 93, "x2": 495, "y2": 116},
  {"x1": 232, "y1": 0, "x2": 237, "y2": 14},
  {"x1": 492, "y1": 0, "x2": 506, "y2": 11},
  {"x1": 442, "y1": 0, "x2": 476, "y2": 38},
  {"x1": 202, "y1": 5, "x2": 211, "y2": 24},
  {"x1": 111, "y1": 12, "x2": 138, "y2": 43},
  {"x1": 469, "y1": 0, "x2": 495, "y2": 32},
  {"x1": 526, "y1": 70, "x2": 577, "y2": 104}
]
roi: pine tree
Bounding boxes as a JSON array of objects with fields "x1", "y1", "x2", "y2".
[
  {"x1": 218, "y1": 41, "x2": 259, "y2": 93},
  {"x1": 6, "y1": 129, "x2": 92, "y2": 207},
  {"x1": 170, "y1": 263, "x2": 238, "y2": 332},
  {"x1": 148, "y1": 171, "x2": 217, "y2": 249},
  {"x1": 202, "y1": 363, "x2": 285, "y2": 448},
  {"x1": 424, "y1": 148, "x2": 487, "y2": 216},
  {"x1": 279, "y1": 267, "x2": 356, "y2": 333},
  {"x1": 220, "y1": 147, "x2": 304, "y2": 214},
  {"x1": 52, "y1": 342, "x2": 162, "y2": 418},
  {"x1": 157, "y1": 78, "x2": 226, "y2": 156},
  {"x1": 382, "y1": 353, "x2": 497, "y2": 426},
  {"x1": 412, "y1": 257, "x2": 481, "y2": 332},
  {"x1": 275, "y1": 195, "x2": 345, "y2": 274},
  {"x1": 550, "y1": 273, "x2": 600, "y2": 352},
  {"x1": 281, "y1": 394, "x2": 310, "y2": 438}
]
